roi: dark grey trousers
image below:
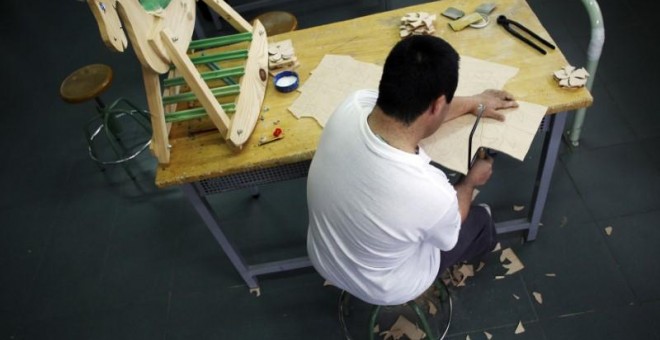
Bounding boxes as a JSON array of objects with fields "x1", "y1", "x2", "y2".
[{"x1": 439, "y1": 205, "x2": 497, "y2": 273}]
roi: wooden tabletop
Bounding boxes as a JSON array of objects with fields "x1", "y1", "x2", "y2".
[{"x1": 155, "y1": 0, "x2": 593, "y2": 187}]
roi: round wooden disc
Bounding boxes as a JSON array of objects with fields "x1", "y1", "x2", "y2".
[
  {"x1": 59, "y1": 64, "x2": 113, "y2": 104},
  {"x1": 254, "y1": 11, "x2": 298, "y2": 36}
]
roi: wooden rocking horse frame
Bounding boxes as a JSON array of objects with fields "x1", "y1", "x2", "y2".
[{"x1": 87, "y1": 0, "x2": 268, "y2": 164}]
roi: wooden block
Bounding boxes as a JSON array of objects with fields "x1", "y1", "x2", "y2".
[
  {"x1": 553, "y1": 69, "x2": 568, "y2": 80},
  {"x1": 572, "y1": 67, "x2": 589, "y2": 79},
  {"x1": 449, "y1": 12, "x2": 483, "y2": 31},
  {"x1": 568, "y1": 76, "x2": 587, "y2": 87}
]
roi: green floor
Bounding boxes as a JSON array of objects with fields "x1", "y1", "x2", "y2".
[{"x1": 2, "y1": 0, "x2": 659, "y2": 339}]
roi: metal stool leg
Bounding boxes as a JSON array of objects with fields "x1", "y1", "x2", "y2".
[
  {"x1": 84, "y1": 97, "x2": 152, "y2": 180},
  {"x1": 408, "y1": 300, "x2": 435, "y2": 340},
  {"x1": 368, "y1": 305, "x2": 382, "y2": 340}
]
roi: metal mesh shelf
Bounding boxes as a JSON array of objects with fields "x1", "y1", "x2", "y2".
[{"x1": 198, "y1": 160, "x2": 312, "y2": 195}]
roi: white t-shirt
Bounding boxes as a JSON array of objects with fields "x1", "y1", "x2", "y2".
[{"x1": 306, "y1": 89, "x2": 461, "y2": 305}]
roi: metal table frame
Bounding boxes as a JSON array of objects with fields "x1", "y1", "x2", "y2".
[{"x1": 181, "y1": 111, "x2": 568, "y2": 292}]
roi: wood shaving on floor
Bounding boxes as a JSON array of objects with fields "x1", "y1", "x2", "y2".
[
  {"x1": 500, "y1": 248, "x2": 524, "y2": 275},
  {"x1": 380, "y1": 315, "x2": 426, "y2": 340},
  {"x1": 515, "y1": 321, "x2": 525, "y2": 334},
  {"x1": 476, "y1": 261, "x2": 486, "y2": 272},
  {"x1": 428, "y1": 300, "x2": 438, "y2": 316},
  {"x1": 484, "y1": 331, "x2": 493, "y2": 339},
  {"x1": 513, "y1": 205, "x2": 525, "y2": 212},
  {"x1": 533, "y1": 291, "x2": 543, "y2": 304},
  {"x1": 605, "y1": 226, "x2": 613, "y2": 235},
  {"x1": 456, "y1": 263, "x2": 475, "y2": 286}
]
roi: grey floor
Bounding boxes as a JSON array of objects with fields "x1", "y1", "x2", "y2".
[{"x1": 2, "y1": 0, "x2": 660, "y2": 339}]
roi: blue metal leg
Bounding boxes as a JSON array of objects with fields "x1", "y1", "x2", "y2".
[
  {"x1": 495, "y1": 112, "x2": 568, "y2": 241},
  {"x1": 182, "y1": 181, "x2": 312, "y2": 293},
  {"x1": 527, "y1": 112, "x2": 568, "y2": 240},
  {"x1": 182, "y1": 183, "x2": 260, "y2": 289}
]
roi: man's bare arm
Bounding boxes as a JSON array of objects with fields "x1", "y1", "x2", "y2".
[{"x1": 443, "y1": 90, "x2": 519, "y2": 123}]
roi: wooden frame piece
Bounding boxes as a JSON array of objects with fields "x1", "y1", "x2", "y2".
[
  {"x1": 87, "y1": 0, "x2": 128, "y2": 52},
  {"x1": 202, "y1": 0, "x2": 252, "y2": 32},
  {"x1": 161, "y1": 28, "x2": 231, "y2": 136},
  {"x1": 228, "y1": 20, "x2": 268, "y2": 148},
  {"x1": 89, "y1": 0, "x2": 268, "y2": 163}
]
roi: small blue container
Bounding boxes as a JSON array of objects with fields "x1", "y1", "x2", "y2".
[{"x1": 273, "y1": 71, "x2": 299, "y2": 93}]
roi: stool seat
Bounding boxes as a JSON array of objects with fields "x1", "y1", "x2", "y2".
[
  {"x1": 254, "y1": 11, "x2": 298, "y2": 36},
  {"x1": 60, "y1": 64, "x2": 113, "y2": 104}
]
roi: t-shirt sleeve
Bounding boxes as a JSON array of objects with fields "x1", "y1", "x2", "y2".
[{"x1": 424, "y1": 193, "x2": 461, "y2": 251}]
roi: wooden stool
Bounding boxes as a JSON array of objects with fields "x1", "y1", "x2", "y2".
[
  {"x1": 338, "y1": 280, "x2": 452, "y2": 340},
  {"x1": 60, "y1": 64, "x2": 113, "y2": 106},
  {"x1": 60, "y1": 64, "x2": 152, "y2": 179},
  {"x1": 254, "y1": 11, "x2": 298, "y2": 36}
]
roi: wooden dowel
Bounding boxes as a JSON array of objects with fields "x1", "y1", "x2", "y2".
[
  {"x1": 162, "y1": 84, "x2": 240, "y2": 105},
  {"x1": 165, "y1": 103, "x2": 236, "y2": 123},
  {"x1": 189, "y1": 49, "x2": 248, "y2": 64},
  {"x1": 188, "y1": 32, "x2": 252, "y2": 50},
  {"x1": 206, "y1": 62, "x2": 237, "y2": 85},
  {"x1": 163, "y1": 66, "x2": 245, "y2": 87}
]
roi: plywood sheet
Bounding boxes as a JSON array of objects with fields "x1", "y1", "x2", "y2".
[{"x1": 289, "y1": 54, "x2": 382, "y2": 127}]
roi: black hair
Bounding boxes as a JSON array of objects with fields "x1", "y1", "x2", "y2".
[{"x1": 376, "y1": 35, "x2": 459, "y2": 125}]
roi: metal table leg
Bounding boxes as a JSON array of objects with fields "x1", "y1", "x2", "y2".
[
  {"x1": 182, "y1": 183, "x2": 260, "y2": 289},
  {"x1": 181, "y1": 161, "x2": 313, "y2": 294},
  {"x1": 495, "y1": 112, "x2": 568, "y2": 241}
]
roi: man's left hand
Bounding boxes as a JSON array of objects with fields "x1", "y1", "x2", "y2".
[{"x1": 474, "y1": 90, "x2": 518, "y2": 121}]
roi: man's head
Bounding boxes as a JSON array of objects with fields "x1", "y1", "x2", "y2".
[{"x1": 376, "y1": 35, "x2": 460, "y2": 126}]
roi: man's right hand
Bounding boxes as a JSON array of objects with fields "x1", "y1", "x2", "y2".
[{"x1": 465, "y1": 156, "x2": 494, "y2": 187}]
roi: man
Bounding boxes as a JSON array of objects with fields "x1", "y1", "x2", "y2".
[{"x1": 306, "y1": 35, "x2": 518, "y2": 305}]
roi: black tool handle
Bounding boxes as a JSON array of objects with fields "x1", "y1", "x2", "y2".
[
  {"x1": 497, "y1": 15, "x2": 546, "y2": 55},
  {"x1": 507, "y1": 18, "x2": 556, "y2": 50}
]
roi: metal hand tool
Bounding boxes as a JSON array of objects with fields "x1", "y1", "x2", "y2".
[
  {"x1": 497, "y1": 15, "x2": 556, "y2": 55},
  {"x1": 468, "y1": 104, "x2": 486, "y2": 170}
]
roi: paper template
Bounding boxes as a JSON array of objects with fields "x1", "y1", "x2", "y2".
[
  {"x1": 290, "y1": 54, "x2": 547, "y2": 173},
  {"x1": 289, "y1": 54, "x2": 382, "y2": 127},
  {"x1": 420, "y1": 101, "x2": 547, "y2": 174},
  {"x1": 455, "y1": 55, "x2": 519, "y2": 96}
]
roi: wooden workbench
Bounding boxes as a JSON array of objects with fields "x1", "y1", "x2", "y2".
[
  {"x1": 155, "y1": 0, "x2": 592, "y2": 188},
  {"x1": 152, "y1": 0, "x2": 593, "y2": 292}
]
